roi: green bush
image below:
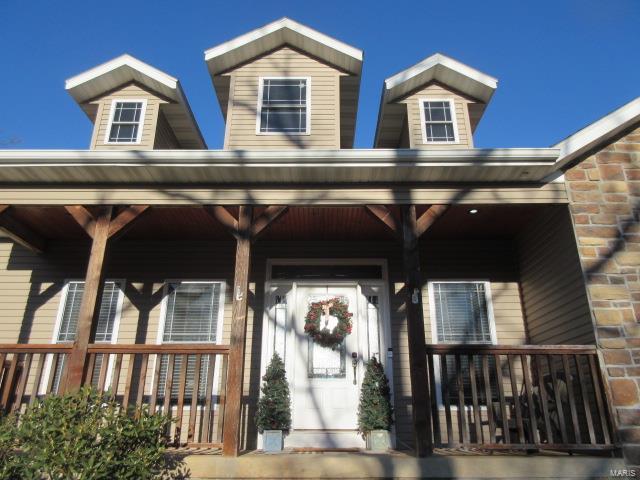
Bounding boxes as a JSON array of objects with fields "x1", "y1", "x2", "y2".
[
  {"x1": 255, "y1": 353, "x2": 291, "y2": 433},
  {"x1": 0, "y1": 412, "x2": 21, "y2": 480},
  {"x1": 4, "y1": 387, "x2": 180, "y2": 480},
  {"x1": 357, "y1": 357, "x2": 393, "y2": 435}
]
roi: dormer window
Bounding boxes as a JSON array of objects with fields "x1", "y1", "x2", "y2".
[
  {"x1": 420, "y1": 99, "x2": 458, "y2": 143},
  {"x1": 105, "y1": 99, "x2": 147, "y2": 144},
  {"x1": 257, "y1": 77, "x2": 310, "y2": 134}
]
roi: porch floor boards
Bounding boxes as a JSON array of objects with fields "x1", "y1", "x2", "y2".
[{"x1": 171, "y1": 449, "x2": 624, "y2": 479}]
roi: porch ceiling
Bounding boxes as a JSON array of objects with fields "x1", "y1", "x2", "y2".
[{"x1": 2, "y1": 204, "x2": 555, "y2": 243}]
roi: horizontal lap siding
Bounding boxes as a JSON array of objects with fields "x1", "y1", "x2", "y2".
[
  {"x1": 400, "y1": 83, "x2": 476, "y2": 149},
  {"x1": 517, "y1": 206, "x2": 595, "y2": 345},
  {"x1": 90, "y1": 83, "x2": 164, "y2": 150},
  {"x1": 225, "y1": 47, "x2": 341, "y2": 150}
]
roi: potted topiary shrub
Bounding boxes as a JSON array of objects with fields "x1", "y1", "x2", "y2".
[
  {"x1": 255, "y1": 352, "x2": 291, "y2": 453},
  {"x1": 358, "y1": 357, "x2": 393, "y2": 451}
]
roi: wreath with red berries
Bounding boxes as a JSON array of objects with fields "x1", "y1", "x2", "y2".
[{"x1": 304, "y1": 297, "x2": 353, "y2": 349}]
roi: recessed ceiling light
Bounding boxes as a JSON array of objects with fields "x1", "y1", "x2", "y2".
[{"x1": 468, "y1": 209, "x2": 479, "y2": 215}]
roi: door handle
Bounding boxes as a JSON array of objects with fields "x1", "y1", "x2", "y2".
[{"x1": 351, "y1": 352, "x2": 358, "y2": 385}]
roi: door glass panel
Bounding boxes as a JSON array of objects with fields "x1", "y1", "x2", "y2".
[{"x1": 306, "y1": 293, "x2": 348, "y2": 378}]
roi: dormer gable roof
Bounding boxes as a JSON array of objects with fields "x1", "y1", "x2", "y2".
[
  {"x1": 65, "y1": 54, "x2": 206, "y2": 149},
  {"x1": 204, "y1": 17, "x2": 363, "y2": 77},
  {"x1": 204, "y1": 18, "x2": 363, "y2": 148},
  {"x1": 375, "y1": 53, "x2": 498, "y2": 148}
]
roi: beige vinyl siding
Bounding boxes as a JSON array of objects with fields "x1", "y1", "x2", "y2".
[
  {"x1": 399, "y1": 83, "x2": 478, "y2": 149},
  {"x1": 153, "y1": 110, "x2": 180, "y2": 149},
  {"x1": 517, "y1": 206, "x2": 595, "y2": 345},
  {"x1": 89, "y1": 83, "x2": 166, "y2": 150},
  {"x1": 224, "y1": 47, "x2": 343, "y2": 150}
]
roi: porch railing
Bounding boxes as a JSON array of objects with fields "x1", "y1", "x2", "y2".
[
  {"x1": 425, "y1": 344, "x2": 617, "y2": 452},
  {"x1": 0, "y1": 343, "x2": 229, "y2": 448}
]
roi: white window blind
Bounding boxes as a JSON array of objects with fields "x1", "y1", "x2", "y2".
[
  {"x1": 158, "y1": 281, "x2": 223, "y2": 398},
  {"x1": 52, "y1": 281, "x2": 122, "y2": 391},
  {"x1": 433, "y1": 282, "x2": 493, "y2": 344}
]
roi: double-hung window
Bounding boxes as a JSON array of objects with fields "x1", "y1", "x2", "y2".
[
  {"x1": 420, "y1": 99, "x2": 458, "y2": 143},
  {"x1": 48, "y1": 280, "x2": 123, "y2": 392},
  {"x1": 106, "y1": 99, "x2": 146, "y2": 143},
  {"x1": 257, "y1": 78, "x2": 310, "y2": 134},
  {"x1": 429, "y1": 281, "x2": 496, "y2": 405},
  {"x1": 157, "y1": 281, "x2": 225, "y2": 399}
]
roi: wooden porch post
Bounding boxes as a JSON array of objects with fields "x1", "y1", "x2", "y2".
[
  {"x1": 65, "y1": 207, "x2": 113, "y2": 391},
  {"x1": 366, "y1": 203, "x2": 448, "y2": 456},
  {"x1": 401, "y1": 205, "x2": 431, "y2": 456},
  {"x1": 222, "y1": 206, "x2": 253, "y2": 456}
]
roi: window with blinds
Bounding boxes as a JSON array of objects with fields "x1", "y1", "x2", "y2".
[
  {"x1": 433, "y1": 282, "x2": 493, "y2": 344},
  {"x1": 51, "y1": 281, "x2": 122, "y2": 392},
  {"x1": 431, "y1": 282, "x2": 496, "y2": 406},
  {"x1": 157, "y1": 281, "x2": 223, "y2": 399}
]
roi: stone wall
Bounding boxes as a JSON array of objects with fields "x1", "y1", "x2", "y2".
[{"x1": 565, "y1": 125, "x2": 640, "y2": 463}]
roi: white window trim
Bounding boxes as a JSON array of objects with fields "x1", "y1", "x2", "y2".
[
  {"x1": 150, "y1": 280, "x2": 226, "y2": 405},
  {"x1": 103, "y1": 98, "x2": 148, "y2": 145},
  {"x1": 255, "y1": 76, "x2": 311, "y2": 136},
  {"x1": 418, "y1": 98, "x2": 460, "y2": 145},
  {"x1": 40, "y1": 279, "x2": 125, "y2": 394},
  {"x1": 427, "y1": 280, "x2": 497, "y2": 410}
]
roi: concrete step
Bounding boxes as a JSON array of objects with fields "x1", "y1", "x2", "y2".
[{"x1": 180, "y1": 451, "x2": 626, "y2": 479}]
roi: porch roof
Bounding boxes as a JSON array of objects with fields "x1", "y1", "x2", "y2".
[{"x1": 0, "y1": 148, "x2": 559, "y2": 184}]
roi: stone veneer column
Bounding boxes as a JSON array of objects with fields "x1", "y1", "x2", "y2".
[{"x1": 564, "y1": 126, "x2": 640, "y2": 463}]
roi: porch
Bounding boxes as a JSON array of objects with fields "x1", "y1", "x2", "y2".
[{"x1": 0, "y1": 202, "x2": 620, "y2": 458}]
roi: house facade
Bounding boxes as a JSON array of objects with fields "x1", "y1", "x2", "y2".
[{"x1": 0, "y1": 17, "x2": 639, "y2": 468}]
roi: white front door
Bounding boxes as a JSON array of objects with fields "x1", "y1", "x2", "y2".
[
  {"x1": 292, "y1": 286, "x2": 360, "y2": 432},
  {"x1": 260, "y1": 272, "x2": 393, "y2": 449}
]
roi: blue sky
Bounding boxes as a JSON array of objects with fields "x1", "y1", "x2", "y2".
[{"x1": 1, "y1": 0, "x2": 639, "y2": 150}]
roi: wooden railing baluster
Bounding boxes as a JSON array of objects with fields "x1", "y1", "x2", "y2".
[
  {"x1": 440, "y1": 354, "x2": 453, "y2": 446},
  {"x1": 135, "y1": 354, "x2": 149, "y2": 418},
  {"x1": 520, "y1": 354, "x2": 538, "y2": 445},
  {"x1": 575, "y1": 354, "x2": 596, "y2": 445},
  {"x1": 468, "y1": 354, "x2": 482, "y2": 444},
  {"x1": 481, "y1": 354, "x2": 496, "y2": 444},
  {"x1": 427, "y1": 352, "x2": 441, "y2": 446},
  {"x1": 30, "y1": 353, "x2": 46, "y2": 406},
  {"x1": 202, "y1": 354, "x2": 217, "y2": 444},
  {"x1": 588, "y1": 354, "x2": 611, "y2": 444},
  {"x1": 561, "y1": 354, "x2": 581, "y2": 444},
  {"x1": 507, "y1": 354, "x2": 525, "y2": 444},
  {"x1": 188, "y1": 354, "x2": 202, "y2": 443},
  {"x1": 454, "y1": 354, "x2": 468, "y2": 444},
  {"x1": 97, "y1": 353, "x2": 110, "y2": 392},
  {"x1": 494, "y1": 353, "x2": 510, "y2": 444},
  {"x1": 175, "y1": 354, "x2": 189, "y2": 446},
  {"x1": 150, "y1": 354, "x2": 162, "y2": 414}
]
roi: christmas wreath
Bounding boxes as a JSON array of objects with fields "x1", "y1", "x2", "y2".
[{"x1": 304, "y1": 297, "x2": 353, "y2": 349}]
